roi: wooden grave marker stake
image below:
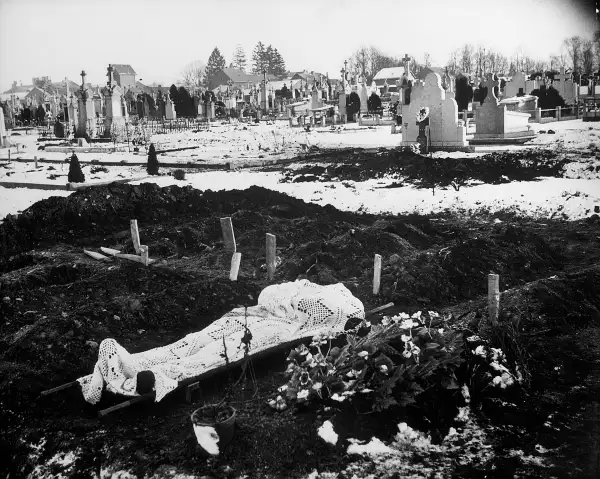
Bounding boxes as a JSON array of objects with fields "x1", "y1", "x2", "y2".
[
  {"x1": 488, "y1": 273, "x2": 500, "y2": 325},
  {"x1": 373, "y1": 254, "x2": 382, "y2": 295},
  {"x1": 34, "y1": 156, "x2": 38, "y2": 168},
  {"x1": 266, "y1": 233, "x2": 276, "y2": 280},
  {"x1": 140, "y1": 245, "x2": 149, "y2": 266},
  {"x1": 130, "y1": 219, "x2": 141, "y2": 254},
  {"x1": 220, "y1": 217, "x2": 236, "y2": 253},
  {"x1": 230, "y1": 252, "x2": 242, "y2": 281}
]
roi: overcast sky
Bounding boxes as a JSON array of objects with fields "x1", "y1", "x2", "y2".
[{"x1": 0, "y1": 0, "x2": 596, "y2": 91}]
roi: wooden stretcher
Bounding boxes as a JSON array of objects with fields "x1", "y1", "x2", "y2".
[{"x1": 39, "y1": 303, "x2": 394, "y2": 417}]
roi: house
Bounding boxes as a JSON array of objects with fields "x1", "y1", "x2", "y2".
[
  {"x1": 373, "y1": 67, "x2": 416, "y2": 94},
  {"x1": 111, "y1": 64, "x2": 137, "y2": 90},
  {"x1": 208, "y1": 68, "x2": 279, "y2": 90}
]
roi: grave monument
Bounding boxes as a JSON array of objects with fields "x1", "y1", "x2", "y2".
[
  {"x1": 75, "y1": 70, "x2": 96, "y2": 137},
  {"x1": 471, "y1": 73, "x2": 535, "y2": 144},
  {"x1": 102, "y1": 65, "x2": 126, "y2": 137},
  {"x1": 400, "y1": 72, "x2": 468, "y2": 151}
]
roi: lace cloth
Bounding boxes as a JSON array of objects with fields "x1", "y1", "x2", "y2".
[{"x1": 78, "y1": 280, "x2": 364, "y2": 404}]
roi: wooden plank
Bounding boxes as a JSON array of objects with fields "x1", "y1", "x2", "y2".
[
  {"x1": 130, "y1": 219, "x2": 141, "y2": 254},
  {"x1": 100, "y1": 247, "x2": 121, "y2": 256},
  {"x1": 114, "y1": 253, "x2": 156, "y2": 265},
  {"x1": 84, "y1": 250, "x2": 111, "y2": 261},
  {"x1": 98, "y1": 393, "x2": 155, "y2": 417},
  {"x1": 140, "y1": 245, "x2": 149, "y2": 267},
  {"x1": 39, "y1": 380, "x2": 79, "y2": 397},
  {"x1": 230, "y1": 252, "x2": 242, "y2": 281},
  {"x1": 266, "y1": 233, "x2": 276, "y2": 280},
  {"x1": 366, "y1": 302, "x2": 395, "y2": 316},
  {"x1": 220, "y1": 217, "x2": 236, "y2": 253},
  {"x1": 488, "y1": 273, "x2": 500, "y2": 325},
  {"x1": 373, "y1": 254, "x2": 382, "y2": 295}
]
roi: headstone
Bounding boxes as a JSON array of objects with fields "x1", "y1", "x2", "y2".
[
  {"x1": 166, "y1": 96, "x2": 176, "y2": 120},
  {"x1": 552, "y1": 67, "x2": 578, "y2": 104},
  {"x1": 471, "y1": 73, "x2": 534, "y2": 144},
  {"x1": 0, "y1": 107, "x2": 6, "y2": 147},
  {"x1": 400, "y1": 72, "x2": 468, "y2": 149},
  {"x1": 76, "y1": 85, "x2": 96, "y2": 137},
  {"x1": 102, "y1": 82, "x2": 125, "y2": 137},
  {"x1": 504, "y1": 72, "x2": 527, "y2": 98}
]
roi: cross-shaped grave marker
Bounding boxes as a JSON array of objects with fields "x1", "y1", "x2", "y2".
[
  {"x1": 484, "y1": 73, "x2": 499, "y2": 102},
  {"x1": 106, "y1": 64, "x2": 114, "y2": 87}
]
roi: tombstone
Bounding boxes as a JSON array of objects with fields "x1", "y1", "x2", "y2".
[
  {"x1": 53, "y1": 117, "x2": 65, "y2": 138},
  {"x1": 0, "y1": 107, "x2": 6, "y2": 147},
  {"x1": 504, "y1": 72, "x2": 529, "y2": 98},
  {"x1": 166, "y1": 96, "x2": 176, "y2": 120},
  {"x1": 76, "y1": 71, "x2": 96, "y2": 137},
  {"x1": 400, "y1": 72, "x2": 468, "y2": 150},
  {"x1": 359, "y1": 81, "x2": 369, "y2": 114},
  {"x1": 143, "y1": 97, "x2": 150, "y2": 118},
  {"x1": 311, "y1": 86, "x2": 321, "y2": 110},
  {"x1": 102, "y1": 74, "x2": 126, "y2": 137},
  {"x1": 471, "y1": 73, "x2": 534, "y2": 144},
  {"x1": 68, "y1": 95, "x2": 78, "y2": 129},
  {"x1": 552, "y1": 67, "x2": 578, "y2": 105}
]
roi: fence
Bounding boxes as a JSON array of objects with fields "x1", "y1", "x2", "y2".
[{"x1": 459, "y1": 104, "x2": 586, "y2": 125}]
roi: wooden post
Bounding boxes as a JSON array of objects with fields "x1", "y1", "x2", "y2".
[
  {"x1": 266, "y1": 233, "x2": 276, "y2": 280},
  {"x1": 34, "y1": 156, "x2": 38, "y2": 168},
  {"x1": 536, "y1": 108, "x2": 542, "y2": 123},
  {"x1": 8, "y1": 150, "x2": 10, "y2": 162},
  {"x1": 130, "y1": 219, "x2": 141, "y2": 254},
  {"x1": 556, "y1": 106, "x2": 561, "y2": 121},
  {"x1": 373, "y1": 254, "x2": 382, "y2": 295},
  {"x1": 140, "y1": 245, "x2": 149, "y2": 266},
  {"x1": 220, "y1": 217, "x2": 236, "y2": 253},
  {"x1": 487, "y1": 274, "x2": 500, "y2": 325},
  {"x1": 230, "y1": 252, "x2": 242, "y2": 281}
]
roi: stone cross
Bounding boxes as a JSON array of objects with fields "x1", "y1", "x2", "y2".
[
  {"x1": 80, "y1": 70, "x2": 86, "y2": 89},
  {"x1": 485, "y1": 73, "x2": 499, "y2": 102},
  {"x1": 107, "y1": 65, "x2": 114, "y2": 87},
  {"x1": 402, "y1": 54, "x2": 412, "y2": 72},
  {"x1": 554, "y1": 67, "x2": 571, "y2": 85}
]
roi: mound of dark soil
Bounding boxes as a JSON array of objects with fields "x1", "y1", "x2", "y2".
[{"x1": 279, "y1": 148, "x2": 568, "y2": 188}]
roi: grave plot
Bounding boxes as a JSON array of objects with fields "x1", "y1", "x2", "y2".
[{"x1": 1, "y1": 183, "x2": 600, "y2": 478}]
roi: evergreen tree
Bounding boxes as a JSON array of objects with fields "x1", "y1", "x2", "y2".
[
  {"x1": 36, "y1": 104, "x2": 46, "y2": 123},
  {"x1": 232, "y1": 44, "x2": 247, "y2": 72},
  {"x1": 147, "y1": 143, "x2": 159, "y2": 175},
  {"x1": 367, "y1": 92, "x2": 382, "y2": 112},
  {"x1": 455, "y1": 76, "x2": 473, "y2": 111},
  {"x1": 252, "y1": 42, "x2": 267, "y2": 74},
  {"x1": 271, "y1": 48, "x2": 287, "y2": 76},
  {"x1": 177, "y1": 86, "x2": 194, "y2": 116},
  {"x1": 68, "y1": 153, "x2": 85, "y2": 183},
  {"x1": 530, "y1": 85, "x2": 565, "y2": 111},
  {"x1": 206, "y1": 47, "x2": 226, "y2": 86}
]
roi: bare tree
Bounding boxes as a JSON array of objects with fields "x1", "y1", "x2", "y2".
[
  {"x1": 563, "y1": 36, "x2": 583, "y2": 73},
  {"x1": 582, "y1": 39, "x2": 594, "y2": 73},
  {"x1": 424, "y1": 52, "x2": 432, "y2": 68},
  {"x1": 495, "y1": 53, "x2": 509, "y2": 75},
  {"x1": 474, "y1": 45, "x2": 487, "y2": 77},
  {"x1": 594, "y1": 29, "x2": 600, "y2": 72},
  {"x1": 180, "y1": 60, "x2": 206, "y2": 90},
  {"x1": 350, "y1": 46, "x2": 372, "y2": 81},
  {"x1": 368, "y1": 46, "x2": 399, "y2": 81},
  {"x1": 446, "y1": 49, "x2": 460, "y2": 75},
  {"x1": 460, "y1": 44, "x2": 474, "y2": 73}
]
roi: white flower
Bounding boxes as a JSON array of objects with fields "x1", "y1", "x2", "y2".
[
  {"x1": 297, "y1": 389, "x2": 309, "y2": 400},
  {"x1": 492, "y1": 376, "x2": 502, "y2": 387},
  {"x1": 360, "y1": 388, "x2": 373, "y2": 393},
  {"x1": 466, "y1": 335, "x2": 482, "y2": 343},
  {"x1": 411, "y1": 345, "x2": 421, "y2": 356},
  {"x1": 402, "y1": 350, "x2": 412, "y2": 358},
  {"x1": 381, "y1": 317, "x2": 390, "y2": 326},
  {"x1": 342, "y1": 390, "x2": 356, "y2": 396},
  {"x1": 428, "y1": 311, "x2": 439, "y2": 318},
  {"x1": 278, "y1": 385, "x2": 288, "y2": 392},
  {"x1": 438, "y1": 328, "x2": 444, "y2": 334},
  {"x1": 358, "y1": 351, "x2": 369, "y2": 358},
  {"x1": 398, "y1": 422, "x2": 408, "y2": 433},
  {"x1": 473, "y1": 345, "x2": 487, "y2": 357},
  {"x1": 490, "y1": 348, "x2": 505, "y2": 362},
  {"x1": 379, "y1": 364, "x2": 389, "y2": 374},
  {"x1": 331, "y1": 393, "x2": 346, "y2": 402},
  {"x1": 401, "y1": 334, "x2": 411, "y2": 343},
  {"x1": 399, "y1": 319, "x2": 418, "y2": 330},
  {"x1": 461, "y1": 385, "x2": 471, "y2": 404},
  {"x1": 411, "y1": 311, "x2": 422, "y2": 320},
  {"x1": 312, "y1": 382, "x2": 323, "y2": 390}
]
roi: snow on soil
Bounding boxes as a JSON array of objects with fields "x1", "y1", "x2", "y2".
[{"x1": 1, "y1": 119, "x2": 600, "y2": 223}]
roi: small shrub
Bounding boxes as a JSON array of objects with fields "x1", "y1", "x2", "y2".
[
  {"x1": 173, "y1": 169, "x2": 186, "y2": 180},
  {"x1": 147, "y1": 143, "x2": 159, "y2": 175},
  {"x1": 67, "y1": 153, "x2": 85, "y2": 183}
]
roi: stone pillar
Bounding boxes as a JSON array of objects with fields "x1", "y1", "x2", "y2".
[
  {"x1": 210, "y1": 102, "x2": 215, "y2": 119},
  {"x1": 103, "y1": 86, "x2": 125, "y2": 138},
  {"x1": 77, "y1": 90, "x2": 96, "y2": 137},
  {"x1": 536, "y1": 108, "x2": 542, "y2": 123},
  {"x1": 0, "y1": 107, "x2": 6, "y2": 148},
  {"x1": 321, "y1": 115, "x2": 326, "y2": 127},
  {"x1": 338, "y1": 92, "x2": 346, "y2": 119},
  {"x1": 463, "y1": 110, "x2": 468, "y2": 125},
  {"x1": 289, "y1": 117, "x2": 293, "y2": 127},
  {"x1": 576, "y1": 103, "x2": 580, "y2": 119},
  {"x1": 557, "y1": 106, "x2": 561, "y2": 121}
]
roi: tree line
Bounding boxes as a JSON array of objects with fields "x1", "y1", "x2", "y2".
[
  {"x1": 179, "y1": 42, "x2": 288, "y2": 91},
  {"x1": 346, "y1": 30, "x2": 600, "y2": 86}
]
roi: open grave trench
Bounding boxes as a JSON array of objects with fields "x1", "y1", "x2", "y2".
[{"x1": 1, "y1": 151, "x2": 600, "y2": 477}]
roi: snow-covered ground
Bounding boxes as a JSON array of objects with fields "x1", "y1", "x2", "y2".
[{"x1": 1, "y1": 119, "x2": 600, "y2": 222}]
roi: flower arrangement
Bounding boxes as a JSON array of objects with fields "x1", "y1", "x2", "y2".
[
  {"x1": 276, "y1": 311, "x2": 464, "y2": 413},
  {"x1": 416, "y1": 107, "x2": 430, "y2": 124}
]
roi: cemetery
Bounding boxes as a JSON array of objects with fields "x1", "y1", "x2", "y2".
[{"x1": 2, "y1": 19, "x2": 600, "y2": 479}]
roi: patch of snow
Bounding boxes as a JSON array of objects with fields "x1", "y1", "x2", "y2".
[
  {"x1": 317, "y1": 421, "x2": 338, "y2": 445},
  {"x1": 193, "y1": 424, "x2": 220, "y2": 456},
  {"x1": 347, "y1": 437, "x2": 393, "y2": 456}
]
